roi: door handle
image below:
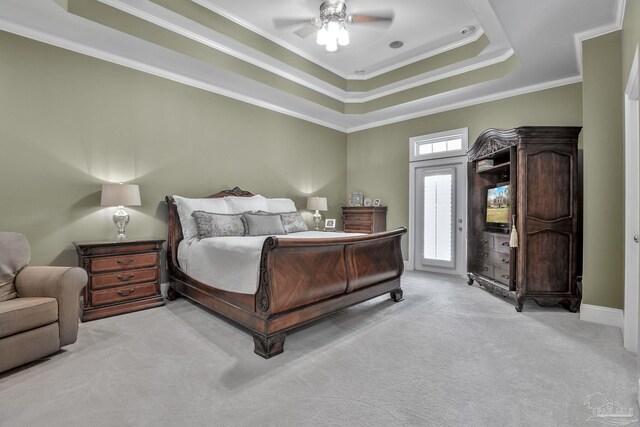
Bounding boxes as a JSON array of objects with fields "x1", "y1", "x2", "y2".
[{"x1": 635, "y1": 235, "x2": 639, "y2": 243}]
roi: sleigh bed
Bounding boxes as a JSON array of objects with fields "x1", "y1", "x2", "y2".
[{"x1": 165, "y1": 187, "x2": 406, "y2": 358}]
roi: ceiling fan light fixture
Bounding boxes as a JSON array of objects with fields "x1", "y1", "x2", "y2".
[
  {"x1": 327, "y1": 21, "x2": 341, "y2": 39},
  {"x1": 337, "y1": 26, "x2": 350, "y2": 46},
  {"x1": 317, "y1": 26, "x2": 328, "y2": 45},
  {"x1": 326, "y1": 37, "x2": 338, "y2": 52}
]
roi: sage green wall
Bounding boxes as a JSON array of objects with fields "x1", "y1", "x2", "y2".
[
  {"x1": 347, "y1": 83, "x2": 583, "y2": 259},
  {"x1": 581, "y1": 31, "x2": 624, "y2": 310},
  {"x1": 0, "y1": 31, "x2": 347, "y2": 268}
]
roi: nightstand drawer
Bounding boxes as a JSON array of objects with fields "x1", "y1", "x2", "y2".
[
  {"x1": 91, "y1": 253, "x2": 158, "y2": 273},
  {"x1": 343, "y1": 214, "x2": 370, "y2": 223},
  {"x1": 344, "y1": 222, "x2": 373, "y2": 233},
  {"x1": 91, "y1": 268, "x2": 158, "y2": 290},
  {"x1": 91, "y1": 282, "x2": 157, "y2": 306}
]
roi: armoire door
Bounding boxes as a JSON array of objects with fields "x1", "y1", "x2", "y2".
[{"x1": 517, "y1": 143, "x2": 578, "y2": 299}]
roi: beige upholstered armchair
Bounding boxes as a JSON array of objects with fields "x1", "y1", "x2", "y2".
[{"x1": 0, "y1": 232, "x2": 87, "y2": 373}]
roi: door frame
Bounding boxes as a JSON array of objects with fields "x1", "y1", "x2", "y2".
[
  {"x1": 408, "y1": 155, "x2": 468, "y2": 276},
  {"x1": 624, "y1": 45, "x2": 640, "y2": 354}
]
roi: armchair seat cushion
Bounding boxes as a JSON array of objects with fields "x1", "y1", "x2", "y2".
[{"x1": 0, "y1": 297, "x2": 58, "y2": 339}]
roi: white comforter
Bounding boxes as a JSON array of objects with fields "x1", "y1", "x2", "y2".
[{"x1": 177, "y1": 231, "x2": 363, "y2": 294}]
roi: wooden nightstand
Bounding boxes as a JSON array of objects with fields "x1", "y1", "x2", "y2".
[
  {"x1": 73, "y1": 238, "x2": 165, "y2": 321},
  {"x1": 341, "y1": 206, "x2": 387, "y2": 234}
]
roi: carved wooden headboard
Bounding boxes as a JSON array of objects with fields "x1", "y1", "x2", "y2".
[{"x1": 165, "y1": 187, "x2": 255, "y2": 268}]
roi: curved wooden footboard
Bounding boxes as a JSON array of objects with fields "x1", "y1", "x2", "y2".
[
  {"x1": 257, "y1": 229, "x2": 405, "y2": 317},
  {"x1": 165, "y1": 189, "x2": 406, "y2": 358}
]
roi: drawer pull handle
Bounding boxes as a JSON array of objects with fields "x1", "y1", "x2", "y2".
[
  {"x1": 482, "y1": 252, "x2": 489, "y2": 258},
  {"x1": 117, "y1": 258, "x2": 135, "y2": 266},
  {"x1": 118, "y1": 274, "x2": 135, "y2": 281},
  {"x1": 482, "y1": 267, "x2": 489, "y2": 272},
  {"x1": 117, "y1": 288, "x2": 135, "y2": 296},
  {"x1": 501, "y1": 275, "x2": 509, "y2": 280},
  {"x1": 501, "y1": 242, "x2": 509, "y2": 247},
  {"x1": 501, "y1": 259, "x2": 509, "y2": 264},
  {"x1": 480, "y1": 238, "x2": 488, "y2": 243}
]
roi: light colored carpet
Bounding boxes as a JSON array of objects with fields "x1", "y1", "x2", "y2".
[{"x1": 0, "y1": 271, "x2": 636, "y2": 427}]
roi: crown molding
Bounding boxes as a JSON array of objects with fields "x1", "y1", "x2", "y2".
[
  {"x1": 346, "y1": 75, "x2": 582, "y2": 133},
  {"x1": 192, "y1": 0, "x2": 348, "y2": 78},
  {"x1": 345, "y1": 49, "x2": 514, "y2": 103},
  {"x1": 573, "y1": 0, "x2": 625, "y2": 74},
  {"x1": 347, "y1": 29, "x2": 485, "y2": 80},
  {"x1": 192, "y1": 0, "x2": 490, "y2": 82},
  {"x1": 96, "y1": 0, "x2": 509, "y2": 104}
]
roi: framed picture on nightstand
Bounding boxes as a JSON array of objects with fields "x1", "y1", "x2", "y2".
[
  {"x1": 324, "y1": 218, "x2": 336, "y2": 231},
  {"x1": 350, "y1": 192, "x2": 364, "y2": 206}
]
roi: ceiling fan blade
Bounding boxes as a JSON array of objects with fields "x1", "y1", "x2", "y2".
[
  {"x1": 349, "y1": 10, "x2": 395, "y2": 24},
  {"x1": 294, "y1": 23, "x2": 319, "y2": 38},
  {"x1": 272, "y1": 17, "x2": 315, "y2": 29}
]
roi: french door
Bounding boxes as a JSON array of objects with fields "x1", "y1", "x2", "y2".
[{"x1": 413, "y1": 157, "x2": 467, "y2": 276}]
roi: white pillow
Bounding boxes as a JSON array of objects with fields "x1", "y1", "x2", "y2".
[
  {"x1": 265, "y1": 198, "x2": 297, "y2": 213},
  {"x1": 173, "y1": 195, "x2": 230, "y2": 242},
  {"x1": 225, "y1": 195, "x2": 269, "y2": 214}
]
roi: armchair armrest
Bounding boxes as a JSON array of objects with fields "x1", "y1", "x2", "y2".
[{"x1": 15, "y1": 266, "x2": 88, "y2": 346}]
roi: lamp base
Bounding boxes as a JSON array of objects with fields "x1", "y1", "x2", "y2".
[
  {"x1": 313, "y1": 210, "x2": 322, "y2": 231},
  {"x1": 113, "y1": 207, "x2": 130, "y2": 240}
]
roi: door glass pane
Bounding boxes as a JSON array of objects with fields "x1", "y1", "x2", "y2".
[{"x1": 423, "y1": 172, "x2": 453, "y2": 261}]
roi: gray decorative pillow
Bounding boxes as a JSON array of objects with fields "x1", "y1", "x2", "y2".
[
  {"x1": 243, "y1": 213, "x2": 286, "y2": 236},
  {"x1": 279, "y1": 211, "x2": 308, "y2": 233},
  {"x1": 191, "y1": 211, "x2": 246, "y2": 239}
]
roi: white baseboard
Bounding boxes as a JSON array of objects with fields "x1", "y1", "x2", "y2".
[{"x1": 580, "y1": 304, "x2": 624, "y2": 328}]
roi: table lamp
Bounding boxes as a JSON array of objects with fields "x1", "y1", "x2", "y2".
[
  {"x1": 306, "y1": 196, "x2": 327, "y2": 231},
  {"x1": 101, "y1": 183, "x2": 141, "y2": 239}
]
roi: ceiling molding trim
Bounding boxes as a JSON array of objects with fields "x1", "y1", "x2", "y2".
[
  {"x1": 98, "y1": 0, "x2": 500, "y2": 105},
  {"x1": 346, "y1": 75, "x2": 583, "y2": 133},
  {"x1": 192, "y1": 0, "x2": 492, "y2": 83},
  {"x1": 573, "y1": 0, "x2": 625, "y2": 75},
  {"x1": 191, "y1": 0, "x2": 347, "y2": 78},
  {"x1": 0, "y1": 9, "x2": 349, "y2": 132},
  {"x1": 99, "y1": 0, "x2": 347, "y2": 102},
  {"x1": 347, "y1": 29, "x2": 485, "y2": 80},
  {"x1": 81, "y1": 0, "x2": 514, "y2": 105},
  {"x1": 345, "y1": 49, "x2": 514, "y2": 103}
]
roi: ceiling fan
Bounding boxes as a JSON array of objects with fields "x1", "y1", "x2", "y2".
[{"x1": 273, "y1": 1, "x2": 394, "y2": 52}]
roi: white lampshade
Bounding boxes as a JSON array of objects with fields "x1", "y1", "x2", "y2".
[
  {"x1": 307, "y1": 196, "x2": 328, "y2": 211},
  {"x1": 101, "y1": 183, "x2": 141, "y2": 207}
]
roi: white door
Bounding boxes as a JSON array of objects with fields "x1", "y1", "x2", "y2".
[{"x1": 414, "y1": 157, "x2": 466, "y2": 276}]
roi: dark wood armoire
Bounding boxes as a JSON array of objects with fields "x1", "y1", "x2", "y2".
[{"x1": 466, "y1": 126, "x2": 581, "y2": 312}]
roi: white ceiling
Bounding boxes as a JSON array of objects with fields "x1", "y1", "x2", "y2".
[
  {"x1": 0, "y1": 0, "x2": 626, "y2": 132},
  {"x1": 196, "y1": 0, "x2": 481, "y2": 77}
]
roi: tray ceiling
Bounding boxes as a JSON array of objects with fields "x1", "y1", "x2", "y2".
[{"x1": 0, "y1": 0, "x2": 625, "y2": 132}]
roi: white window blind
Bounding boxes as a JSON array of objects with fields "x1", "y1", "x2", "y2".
[{"x1": 422, "y1": 171, "x2": 453, "y2": 261}]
